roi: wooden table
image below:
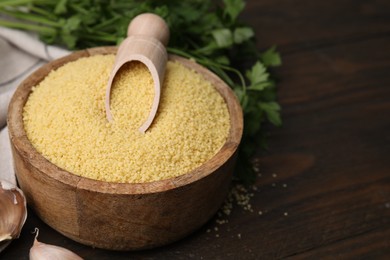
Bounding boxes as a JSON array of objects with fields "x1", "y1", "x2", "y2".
[{"x1": 3, "y1": 0, "x2": 390, "y2": 259}]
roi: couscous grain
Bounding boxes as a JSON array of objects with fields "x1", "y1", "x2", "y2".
[{"x1": 23, "y1": 55, "x2": 230, "y2": 183}]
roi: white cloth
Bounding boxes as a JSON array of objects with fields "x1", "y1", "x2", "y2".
[
  {"x1": 0, "y1": 128, "x2": 14, "y2": 184},
  {"x1": 0, "y1": 27, "x2": 70, "y2": 184}
]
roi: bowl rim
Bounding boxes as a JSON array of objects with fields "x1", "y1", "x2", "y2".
[{"x1": 7, "y1": 46, "x2": 243, "y2": 195}]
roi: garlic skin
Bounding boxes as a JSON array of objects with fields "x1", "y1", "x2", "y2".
[
  {"x1": 0, "y1": 179, "x2": 27, "y2": 252},
  {"x1": 30, "y1": 229, "x2": 83, "y2": 260}
]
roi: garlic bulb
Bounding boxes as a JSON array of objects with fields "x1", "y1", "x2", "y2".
[
  {"x1": 30, "y1": 228, "x2": 83, "y2": 260},
  {"x1": 0, "y1": 179, "x2": 27, "y2": 252}
]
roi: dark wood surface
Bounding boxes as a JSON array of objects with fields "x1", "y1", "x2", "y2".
[{"x1": 2, "y1": 0, "x2": 390, "y2": 259}]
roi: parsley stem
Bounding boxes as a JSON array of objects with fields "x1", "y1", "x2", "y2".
[
  {"x1": 0, "y1": 0, "x2": 53, "y2": 8},
  {"x1": 167, "y1": 47, "x2": 193, "y2": 59},
  {"x1": 29, "y1": 6, "x2": 57, "y2": 20},
  {"x1": 92, "y1": 17, "x2": 121, "y2": 31},
  {"x1": 0, "y1": 20, "x2": 56, "y2": 34},
  {"x1": 198, "y1": 57, "x2": 247, "y2": 94},
  {"x1": 0, "y1": 9, "x2": 61, "y2": 27},
  {"x1": 79, "y1": 34, "x2": 118, "y2": 43},
  {"x1": 168, "y1": 47, "x2": 247, "y2": 94},
  {"x1": 0, "y1": 0, "x2": 34, "y2": 8},
  {"x1": 69, "y1": 4, "x2": 89, "y2": 15}
]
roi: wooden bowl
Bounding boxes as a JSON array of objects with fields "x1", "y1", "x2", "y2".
[{"x1": 7, "y1": 47, "x2": 243, "y2": 250}]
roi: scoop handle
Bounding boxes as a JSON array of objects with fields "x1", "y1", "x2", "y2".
[
  {"x1": 105, "y1": 13, "x2": 169, "y2": 133},
  {"x1": 127, "y1": 13, "x2": 170, "y2": 46}
]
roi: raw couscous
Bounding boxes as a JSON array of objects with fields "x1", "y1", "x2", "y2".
[{"x1": 23, "y1": 55, "x2": 230, "y2": 183}]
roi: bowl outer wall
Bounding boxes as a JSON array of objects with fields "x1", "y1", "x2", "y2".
[{"x1": 7, "y1": 47, "x2": 243, "y2": 250}]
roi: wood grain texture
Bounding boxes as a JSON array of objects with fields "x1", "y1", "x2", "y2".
[
  {"x1": 7, "y1": 48, "x2": 243, "y2": 250},
  {"x1": 2, "y1": 0, "x2": 390, "y2": 258}
]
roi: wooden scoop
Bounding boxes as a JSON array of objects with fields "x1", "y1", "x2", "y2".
[{"x1": 105, "y1": 13, "x2": 169, "y2": 133}]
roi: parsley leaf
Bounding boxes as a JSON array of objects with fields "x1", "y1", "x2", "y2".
[
  {"x1": 212, "y1": 28, "x2": 233, "y2": 48},
  {"x1": 261, "y1": 46, "x2": 282, "y2": 67},
  {"x1": 259, "y1": 102, "x2": 282, "y2": 126},
  {"x1": 223, "y1": 0, "x2": 246, "y2": 22},
  {"x1": 246, "y1": 61, "x2": 269, "y2": 85},
  {"x1": 233, "y1": 27, "x2": 254, "y2": 44}
]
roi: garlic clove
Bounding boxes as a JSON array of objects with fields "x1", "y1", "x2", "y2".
[
  {"x1": 0, "y1": 179, "x2": 27, "y2": 252},
  {"x1": 30, "y1": 228, "x2": 83, "y2": 260}
]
